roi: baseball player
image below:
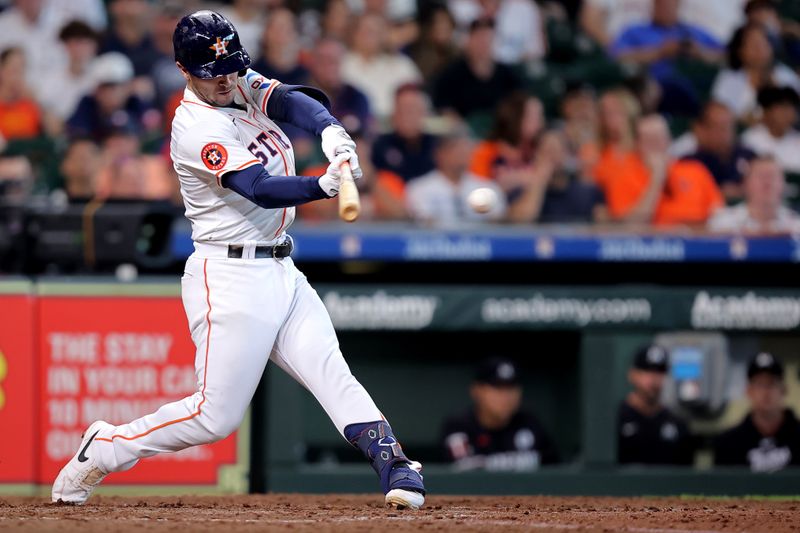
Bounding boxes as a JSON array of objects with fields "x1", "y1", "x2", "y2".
[{"x1": 52, "y1": 10, "x2": 426, "y2": 510}]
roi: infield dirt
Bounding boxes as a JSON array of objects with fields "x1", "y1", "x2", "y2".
[{"x1": 1, "y1": 494, "x2": 798, "y2": 532}]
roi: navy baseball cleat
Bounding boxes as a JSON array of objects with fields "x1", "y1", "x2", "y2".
[{"x1": 345, "y1": 421, "x2": 426, "y2": 510}]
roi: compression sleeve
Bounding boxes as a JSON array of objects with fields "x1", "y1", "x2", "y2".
[
  {"x1": 220, "y1": 164, "x2": 328, "y2": 208},
  {"x1": 266, "y1": 84, "x2": 342, "y2": 136}
]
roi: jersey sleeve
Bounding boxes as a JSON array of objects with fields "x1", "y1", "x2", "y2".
[
  {"x1": 236, "y1": 69, "x2": 282, "y2": 118},
  {"x1": 175, "y1": 120, "x2": 262, "y2": 186}
]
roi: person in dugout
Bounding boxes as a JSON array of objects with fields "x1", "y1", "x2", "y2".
[
  {"x1": 714, "y1": 352, "x2": 800, "y2": 472},
  {"x1": 617, "y1": 344, "x2": 695, "y2": 465},
  {"x1": 441, "y1": 357, "x2": 559, "y2": 471}
]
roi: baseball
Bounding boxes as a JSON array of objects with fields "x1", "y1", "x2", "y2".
[{"x1": 467, "y1": 187, "x2": 497, "y2": 214}]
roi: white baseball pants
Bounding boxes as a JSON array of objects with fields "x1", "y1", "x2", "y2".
[{"x1": 94, "y1": 242, "x2": 382, "y2": 473}]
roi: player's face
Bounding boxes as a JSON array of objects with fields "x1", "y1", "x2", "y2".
[
  {"x1": 471, "y1": 383, "x2": 522, "y2": 427},
  {"x1": 629, "y1": 369, "x2": 665, "y2": 405},
  {"x1": 180, "y1": 64, "x2": 239, "y2": 107},
  {"x1": 747, "y1": 374, "x2": 785, "y2": 416}
]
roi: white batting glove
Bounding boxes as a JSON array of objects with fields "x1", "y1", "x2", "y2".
[
  {"x1": 321, "y1": 124, "x2": 356, "y2": 162},
  {"x1": 318, "y1": 152, "x2": 352, "y2": 197}
]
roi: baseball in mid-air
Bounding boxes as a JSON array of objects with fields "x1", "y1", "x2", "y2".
[{"x1": 467, "y1": 187, "x2": 498, "y2": 214}]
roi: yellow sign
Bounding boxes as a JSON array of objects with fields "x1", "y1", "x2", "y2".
[{"x1": 0, "y1": 350, "x2": 6, "y2": 410}]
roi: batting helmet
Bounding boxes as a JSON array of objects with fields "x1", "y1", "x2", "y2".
[{"x1": 173, "y1": 10, "x2": 251, "y2": 79}]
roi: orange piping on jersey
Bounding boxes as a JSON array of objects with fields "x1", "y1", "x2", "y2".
[
  {"x1": 261, "y1": 81, "x2": 279, "y2": 115},
  {"x1": 97, "y1": 259, "x2": 213, "y2": 444},
  {"x1": 180, "y1": 99, "x2": 217, "y2": 110},
  {"x1": 215, "y1": 159, "x2": 261, "y2": 181},
  {"x1": 236, "y1": 85, "x2": 248, "y2": 103},
  {"x1": 274, "y1": 208, "x2": 287, "y2": 238}
]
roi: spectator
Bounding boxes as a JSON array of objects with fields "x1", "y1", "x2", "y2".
[
  {"x1": 349, "y1": 0, "x2": 419, "y2": 53},
  {"x1": 741, "y1": 86, "x2": 800, "y2": 173},
  {"x1": 59, "y1": 137, "x2": 101, "y2": 202},
  {"x1": 708, "y1": 155, "x2": 800, "y2": 233},
  {"x1": 448, "y1": 0, "x2": 547, "y2": 64},
  {"x1": 590, "y1": 87, "x2": 641, "y2": 192},
  {"x1": 67, "y1": 52, "x2": 154, "y2": 143},
  {"x1": 580, "y1": 0, "x2": 652, "y2": 49},
  {"x1": 218, "y1": 0, "x2": 271, "y2": 62},
  {"x1": 341, "y1": 12, "x2": 422, "y2": 120},
  {"x1": 408, "y1": 5, "x2": 460, "y2": 85},
  {"x1": 37, "y1": 21, "x2": 100, "y2": 124},
  {"x1": 149, "y1": 2, "x2": 185, "y2": 110},
  {"x1": 306, "y1": 37, "x2": 372, "y2": 138},
  {"x1": 319, "y1": 0, "x2": 352, "y2": 42},
  {"x1": 711, "y1": 23, "x2": 800, "y2": 123},
  {"x1": 678, "y1": 0, "x2": 746, "y2": 45},
  {"x1": 94, "y1": 126, "x2": 172, "y2": 200},
  {"x1": 432, "y1": 17, "x2": 522, "y2": 120},
  {"x1": 745, "y1": 0, "x2": 800, "y2": 66},
  {"x1": 300, "y1": 134, "x2": 407, "y2": 221},
  {"x1": 371, "y1": 84, "x2": 437, "y2": 182},
  {"x1": 611, "y1": 0, "x2": 723, "y2": 115},
  {"x1": 441, "y1": 357, "x2": 559, "y2": 471},
  {"x1": 0, "y1": 0, "x2": 66, "y2": 94},
  {"x1": 596, "y1": 114, "x2": 723, "y2": 226},
  {"x1": 42, "y1": 0, "x2": 107, "y2": 32},
  {"x1": 0, "y1": 47, "x2": 41, "y2": 141},
  {"x1": 407, "y1": 131, "x2": 506, "y2": 227},
  {"x1": 557, "y1": 82, "x2": 599, "y2": 176},
  {"x1": 714, "y1": 352, "x2": 800, "y2": 472},
  {"x1": 470, "y1": 93, "x2": 544, "y2": 192},
  {"x1": 101, "y1": 0, "x2": 159, "y2": 79},
  {"x1": 506, "y1": 130, "x2": 607, "y2": 224},
  {"x1": 683, "y1": 102, "x2": 756, "y2": 201},
  {"x1": 252, "y1": 8, "x2": 308, "y2": 86},
  {"x1": 618, "y1": 344, "x2": 694, "y2": 465}
]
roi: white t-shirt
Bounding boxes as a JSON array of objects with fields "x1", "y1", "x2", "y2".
[
  {"x1": 37, "y1": 65, "x2": 95, "y2": 120},
  {"x1": 448, "y1": 0, "x2": 545, "y2": 63},
  {"x1": 406, "y1": 170, "x2": 506, "y2": 227},
  {"x1": 712, "y1": 65, "x2": 800, "y2": 119},
  {"x1": 0, "y1": 8, "x2": 65, "y2": 98},
  {"x1": 341, "y1": 52, "x2": 421, "y2": 119},
  {"x1": 708, "y1": 203, "x2": 800, "y2": 234},
  {"x1": 680, "y1": 0, "x2": 745, "y2": 43},
  {"x1": 170, "y1": 70, "x2": 298, "y2": 244},
  {"x1": 741, "y1": 124, "x2": 800, "y2": 173},
  {"x1": 584, "y1": 0, "x2": 652, "y2": 43}
]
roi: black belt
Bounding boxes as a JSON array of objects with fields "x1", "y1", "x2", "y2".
[{"x1": 227, "y1": 240, "x2": 293, "y2": 259}]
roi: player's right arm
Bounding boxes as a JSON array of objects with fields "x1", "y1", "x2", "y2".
[{"x1": 175, "y1": 120, "x2": 350, "y2": 208}]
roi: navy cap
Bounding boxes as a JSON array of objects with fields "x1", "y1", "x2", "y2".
[
  {"x1": 475, "y1": 357, "x2": 520, "y2": 386},
  {"x1": 747, "y1": 352, "x2": 784, "y2": 380},
  {"x1": 632, "y1": 345, "x2": 669, "y2": 373}
]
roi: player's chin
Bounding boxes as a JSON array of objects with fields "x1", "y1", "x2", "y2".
[{"x1": 214, "y1": 89, "x2": 235, "y2": 106}]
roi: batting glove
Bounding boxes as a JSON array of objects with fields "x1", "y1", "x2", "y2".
[
  {"x1": 321, "y1": 124, "x2": 356, "y2": 161},
  {"x1": 318, "y1": 152, "x2": 356, "y2": 197}
]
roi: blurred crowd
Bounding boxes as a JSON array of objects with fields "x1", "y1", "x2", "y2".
[{"x1": 2, "y1": 0, "x2": 800, "y2": 234}]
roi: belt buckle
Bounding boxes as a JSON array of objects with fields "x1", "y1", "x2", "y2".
[{"x1": 272, "y1": 244, "x2": 280, "y2": 259}]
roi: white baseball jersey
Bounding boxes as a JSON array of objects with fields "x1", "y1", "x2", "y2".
[{"x1": 170, "y1": 70, "x2": 297, "y2": 244}]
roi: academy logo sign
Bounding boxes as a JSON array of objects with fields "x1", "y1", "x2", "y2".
[
  {"x1": 691, "y1": 291, "x2": 800, "y2": 330},
  {"x1": 481, "y1": 295, "x2": 652, "y2": 327},
  {"x1": 323, "y1": 291, "x2": 439, "y2": 330}
]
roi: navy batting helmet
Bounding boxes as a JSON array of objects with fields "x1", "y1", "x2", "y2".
[{"x1": 173, "y1": 10, "x2": 251, "y2": 79}]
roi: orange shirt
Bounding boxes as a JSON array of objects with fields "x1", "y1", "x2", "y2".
[
  {"x1": 593, "y1": 146, "x2": 723, "y2": 225},
  {"x1": 0, "y1": 99, "x2": 40, "y2": 140},
  {"x1": 469, "y1": 140, "x2": 500, "y2": 179}
]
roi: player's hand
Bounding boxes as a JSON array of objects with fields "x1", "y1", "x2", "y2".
[
  {"x1": 321, "y1": 124, "x2": 356, "y2": 162},
  {"x1": 318, "y1": 152, "x2": 355, "y2": 198}
]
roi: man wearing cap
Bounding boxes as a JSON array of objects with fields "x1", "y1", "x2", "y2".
[
  {"x1": 714, "y1": 352, "x2": 800, "y2": 472},
  {"x1": 618, "y1": 344, "x2": 695, "y2": 465},
  {"x1": 440, "y1": 357, "x2": 559, "y2": 471}
]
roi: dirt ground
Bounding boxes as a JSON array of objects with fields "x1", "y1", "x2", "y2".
[{"x1": 1, "y1": 494, "x2": 799, "y2": 533}]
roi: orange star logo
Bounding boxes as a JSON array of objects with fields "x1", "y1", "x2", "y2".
[{"x1": 209, "y1": 34, "x2": 233, "y2": 59}]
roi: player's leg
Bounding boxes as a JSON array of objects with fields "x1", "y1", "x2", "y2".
[
  {"x1": 52, "y1": 256, "x2": 290, "y2": 503},
  {"x1": 269, "y1": 260, "x2": 425, "y2": 509}
]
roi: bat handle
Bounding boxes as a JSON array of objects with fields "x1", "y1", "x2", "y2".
[{"x1": 338, "y1": 160, "x2": 360, "y2": 222}]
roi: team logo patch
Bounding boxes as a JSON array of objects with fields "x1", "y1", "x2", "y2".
[
  {"x1": 209, "y1": 33, "x2": 234, "y2": 59},
  {"x1": 201, "y1": 143, "x2": 228, "y2": 170}
]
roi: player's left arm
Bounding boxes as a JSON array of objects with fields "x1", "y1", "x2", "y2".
[{"x1": 239, "y1": 69, "x2": 361, "y2": 176}]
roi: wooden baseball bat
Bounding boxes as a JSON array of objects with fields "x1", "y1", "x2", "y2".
[{"x1": 338, "y1": 161, "x2": 360, "y2": 222}]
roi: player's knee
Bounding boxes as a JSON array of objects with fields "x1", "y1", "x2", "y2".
[{"x1": 198, "y1": 406, "x2": 244, "y2": 442}]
